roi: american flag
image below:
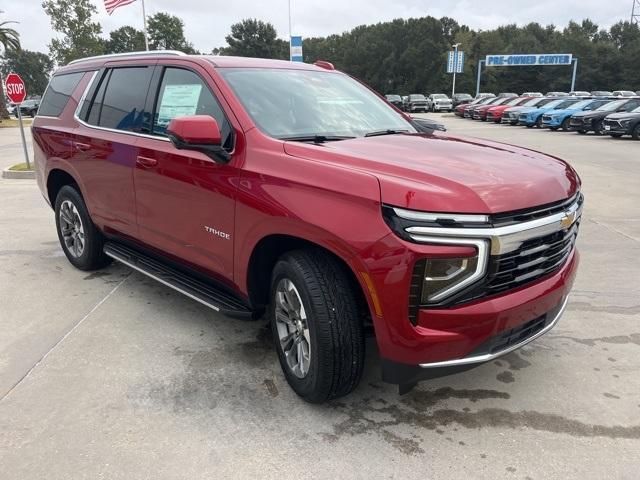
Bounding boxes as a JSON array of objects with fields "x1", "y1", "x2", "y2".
[{"x1": 104, "y1": 0, "x2": 137, "y2": 15}]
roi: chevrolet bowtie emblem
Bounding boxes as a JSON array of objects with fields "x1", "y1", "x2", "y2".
[{"x1": 560, "y1": 211, "x2": 577, "y2": 229}]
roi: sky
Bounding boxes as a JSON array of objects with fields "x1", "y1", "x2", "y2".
[{"x1": 2, "y1": 0, "x2": 636, "y2": 55}]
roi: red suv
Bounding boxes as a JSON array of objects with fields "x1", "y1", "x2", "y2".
[{"x1": 33, "y1": 52, "x2": 582, "y2": 402}]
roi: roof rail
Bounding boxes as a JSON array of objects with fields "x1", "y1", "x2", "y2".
[{"x1": 68, "y1": 50, "x2": 187, "y2": 66}]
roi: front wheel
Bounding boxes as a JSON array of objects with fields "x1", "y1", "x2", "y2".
[
  {"x1": 535, "y1": 116, "x2": 543, "y2": 128},
  {"x1": 55, "y1": 185, "x2": 111, "y2": 271},
  {"x1": 270, "y1": 250, "x2": 365, "y2": 403},
  {"x1": 610, "y1": 133, "x2": 623, "y2": 138},
  {"x1": 593, "y1": 121, "x2": 604, "y2": 136},
  {"x1": 561, "y1": 118, "x2": 571, "y2": 132},
  {"x1": 632, "y1": 124, "x2": 640, "y2": 140}
]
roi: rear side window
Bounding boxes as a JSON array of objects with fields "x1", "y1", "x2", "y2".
[
  {"x1": 85, "y1": 66, "x2": 153, "y2": 132},
  {"x1": 38, "y1": 72, "x2": 84, "y2": 117},
  {"x1": 152, "y1": 67, "x2": 232, "y2": 147}
]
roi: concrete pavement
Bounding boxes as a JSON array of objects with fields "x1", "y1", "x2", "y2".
[{"x1": 0, "y1": 116, "x2": 638, "y2": 479}]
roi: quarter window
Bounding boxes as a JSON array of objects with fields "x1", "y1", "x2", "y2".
[
  {"x1": 38, "y1": 72, "x2": 84, "y2": 117},
  {"x1": 152, "y1": 67, "x2": 232, "y2": 147}
]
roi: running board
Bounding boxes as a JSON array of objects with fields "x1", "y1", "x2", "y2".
[{"x1": 104, "y1": 242, "x2": 255, "y2": 319}]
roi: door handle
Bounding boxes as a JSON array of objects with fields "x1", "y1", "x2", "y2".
[
  {"x1": 136, "y1": 156, "x2": 158, "y2": 168},
  {"x1": 73, "y1": 142, "x2": 91, "y2": 151}
]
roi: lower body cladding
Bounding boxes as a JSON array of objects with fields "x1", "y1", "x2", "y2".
[{"x1": 360, "y1": 197, "x2": 582, "y2": 390}]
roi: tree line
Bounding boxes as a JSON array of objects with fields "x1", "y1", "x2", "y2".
[{"x1": 2, "y1": 0, "x2": 640, "y2": 110}]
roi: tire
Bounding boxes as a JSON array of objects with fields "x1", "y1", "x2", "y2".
[
  {"x1": 535, "y1": 116, "x2": 543, "y2": 128},
  {"x1": 593, "y1": 120, "x2": 604, "y2": 136},
  {"x1": 269, "y1": 249, "x2": 365, "y2": 403},
  {"x1": 610, "y1": 133, "x2": 623, "y2": 138},
  {"x1": 561, "y1": 118, "x2": 571, "y2": 132},
  {"x1": 549, "y1": 127, "x2": 558, "y2": 131},
  {"x1": 632, "y1": 124, "x2": 640, "y2": 140},
  {"x1": 54, "y1": 185, "x2": 111, "y2": 271},
  {"x1": 577, "y1": 129, "x2": 587, "y2": 135}
]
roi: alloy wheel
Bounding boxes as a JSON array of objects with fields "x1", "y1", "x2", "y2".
[
  {"x1": 274, "y1": 278, "x2": 311, "y2": 378},
  {"x1": 59, "y1": 200, "x2": 85, "y2": 258}
]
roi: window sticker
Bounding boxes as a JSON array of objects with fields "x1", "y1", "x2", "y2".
[{"x1": 157, "y1": 84, "x2": 203, "y2": 127}]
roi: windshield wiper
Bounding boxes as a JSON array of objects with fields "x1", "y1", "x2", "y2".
[
  {"x1": 279, "y1": 134, "x2": 355, "y2": 143},
  {"x1": 364, "y1": 129, "x2": 410, "y2": 137}
]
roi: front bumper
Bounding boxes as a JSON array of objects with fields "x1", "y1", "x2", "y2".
[
  {"x1": 433, "y1": 104, "x2": 452, "y2": 111},
  {"x1": 542, "y1": 117, "x2": 562, "y2": 128},
  {"x1": 379, "y1": 250, "x2": 578, "y2": 385}
]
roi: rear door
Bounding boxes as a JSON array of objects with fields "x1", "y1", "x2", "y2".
[
  {"x1": 133, "y1": 63, "x2": 238, "y2": 283},
  {"x1": 72, "y1": 62, "x2": 155, "y2": 237}
]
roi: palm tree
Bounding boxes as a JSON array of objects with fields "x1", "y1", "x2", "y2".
[{"x1": 1, "y1": 21, "x2": 21, "y2": 120}]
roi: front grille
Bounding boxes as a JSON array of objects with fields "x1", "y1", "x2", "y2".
[
  {"x1": 492, "y1": 193, "x2": 581, "y2": 227},
  {"x1": 542, "y1": 115, "x2": 552, "y2": 122},
  {"x1": 485, "y1": 222, "x2": 578, "y2": 297},
  {"x1": 603, "y1": 119, "x2": 621, "y2": 128}
]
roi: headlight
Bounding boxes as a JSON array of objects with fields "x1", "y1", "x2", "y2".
[
  {"x1": 383, "y1": 206, "x2": 490, "y2": 304},
  {"x1": 421, "y1": 256, "x2": 481, "y2": 303},
  {"x1": 620, "y1": 120, "x2": 631, "y2": 127}
]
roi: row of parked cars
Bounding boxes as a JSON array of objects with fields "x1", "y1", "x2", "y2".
[{"x1": 453, "y1": 91, "x2": 640, "y2": 140}]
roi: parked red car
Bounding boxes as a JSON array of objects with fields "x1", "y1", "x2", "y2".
[
  {"x1": 472, "y1": 96, "x2": 518, "y2": 120},
  {"x1": 455, "y1": 96, "x2": 494, "y2": 117},
  {"x1": 33, "y1": 52, "x2": 581, "y2": 402},
  {"x1": 486, "y1": 97, "x2": 533, "y2": 123}
]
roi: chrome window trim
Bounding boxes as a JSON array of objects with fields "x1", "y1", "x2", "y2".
[
  {"x1": 419, "y1": 295, "x2": 569, "y2": 369},
  {"x1": 416, "y1": 237, "x2": 489, "y2": 303},
  {"x1": 406, "y1": 196, "x2": 582, "y2": 255},
  {"x1": 73, "y1": 70, "x2": 171, "y2": 143}
]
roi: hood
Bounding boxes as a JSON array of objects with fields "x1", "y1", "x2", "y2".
[
  {"x1": 544, "y1": 108, "x2": 578, "y2": 115},
  {"x1": 605, "y1": 112, "x2": 640, "y2": 120},
  {"x1": 574, "y1": 110, "x2": 609, "y2": 119},
  {"x1": 283, "y1": 134, "x2": 579, "y2": 214}
]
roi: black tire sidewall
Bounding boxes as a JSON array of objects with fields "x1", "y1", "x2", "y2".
[
  {"x1": 269, "y1": 259, "x2": 323, "y2": 401},
  {"x1": 54, "y1": 186, "x2": 108, "y2": 271},
  {"x1": 632, "y1": 125, "x2": 640, "y2": 140}
]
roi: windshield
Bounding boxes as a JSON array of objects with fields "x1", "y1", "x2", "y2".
[
  {"x1": 566, "y1": 100, "x2": 593, "y2": 110},
  {"x1": 456, "y1": 94, "x2": 472, "y2": 99},
  {"x1": 386, "y1": 95, "x2": 401, "y2": 101},
  {"x1": 220, "y1": 68, "x2": 415, "y2": 139},
  {"x1": 409, "y1": 94, "x2": 426, "y2": 100},
  {"x1": 433, "y1": 94, "x2": 448, "y2": 99},
  {"x1": 632, "y1": 106, "x2": 640, "y2": 113},
  {"x1": 506, "y1": 98, "x2": 523, "y2": 106},
  {"x1": 596, "y1": 100, "x2": 625, "y2": 111}
]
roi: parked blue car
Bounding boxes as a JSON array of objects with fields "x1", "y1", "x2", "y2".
[
  {"x1": 541, "y1": 99, "x2": 613, "y2": 131},
  {"x1": 517, "y1": 98, "x2": 581, "y2": 127}
]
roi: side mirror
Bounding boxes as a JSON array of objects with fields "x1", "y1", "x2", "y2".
[{"x1": 166, "y1": 115, "x2": 230, "y2": 163}]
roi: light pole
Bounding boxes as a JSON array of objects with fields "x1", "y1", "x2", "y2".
[
  {"x1": 288, "y1": 0, "x2": 292, "y2": 60},
  {"x1": 451, "y1": 43, "x2": 461, "y2": 98}
]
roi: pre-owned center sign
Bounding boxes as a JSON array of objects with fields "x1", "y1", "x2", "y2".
[{"x1": 485, "y1": 54, "x2": 573, "y2": 67}]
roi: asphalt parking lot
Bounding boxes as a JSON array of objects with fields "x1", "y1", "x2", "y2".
[{"x1": 1, "y1": 116, "x2": 639, "y2": 479}]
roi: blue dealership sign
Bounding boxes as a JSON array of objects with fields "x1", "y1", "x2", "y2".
[
  {"x1": 447, "y1": 50, "x2": 464, "y2": 73},
  {"x1": 485, "y1": 54, "x2": 573, "y2": 67},
  {"x1": 290, "y1": 36, "x2": 303, "y2": 62}
]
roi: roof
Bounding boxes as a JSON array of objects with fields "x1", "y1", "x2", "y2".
[{"x1": 204, "y1": 55, "x2": 328, "y2": 71}]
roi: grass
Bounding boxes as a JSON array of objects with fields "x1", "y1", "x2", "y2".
[
  {"x1": 8, "y1": 162, "x2": 34, "y2": 172},
  {"x1": 0, "y1": 117, "x2": 33, "y2": 128}
]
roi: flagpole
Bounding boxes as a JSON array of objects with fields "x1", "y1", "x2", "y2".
[{"x1": 141, "y1": 0, "x2": 149, "y2": 50}]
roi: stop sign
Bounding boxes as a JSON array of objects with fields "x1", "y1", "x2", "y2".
[{"x1": 5, "y1": 73, "x2": 27, "y2": 104}]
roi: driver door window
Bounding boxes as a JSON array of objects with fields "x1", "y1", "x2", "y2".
[{"x1": 152, "y1": 67, "x2": 233, "y2": 149}]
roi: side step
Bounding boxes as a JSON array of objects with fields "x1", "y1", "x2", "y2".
[{"x1": 104, "y1": 242, "x2": 255, "y2": 319}]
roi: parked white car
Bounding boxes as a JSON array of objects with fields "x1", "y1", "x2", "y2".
[{"x1": 427, "y1": 94, "x2": 453, "y2": 112}]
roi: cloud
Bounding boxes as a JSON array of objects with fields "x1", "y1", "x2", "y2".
[{"x1": 4, "y1": 0, "x2": 633, "y2": 56}]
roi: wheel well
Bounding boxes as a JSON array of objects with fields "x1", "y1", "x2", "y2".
[
  {"x1": 47, "y1": 169, "x2": 78, "y2": 206},
  {"x1": 247, "y1": 235, "x2": 372, "y2": 328}
]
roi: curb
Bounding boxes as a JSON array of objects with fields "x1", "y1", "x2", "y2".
[{"x1": 2, "y1": 168, "x2": 35, "y2": 180}]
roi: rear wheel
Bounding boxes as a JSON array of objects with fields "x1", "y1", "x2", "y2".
[
  {"x1": 270, "y1": 249, "x2": 365, "y2": 403},
  {"x1": 632, "y1": 124, "x2": 640, "y2": 140},
  {"x1": 54, "y1": 185, "x2": 111, "y2": 271}
]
